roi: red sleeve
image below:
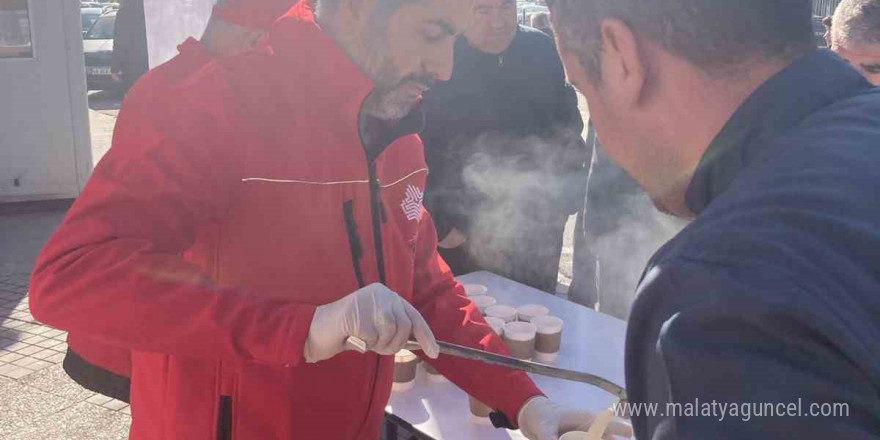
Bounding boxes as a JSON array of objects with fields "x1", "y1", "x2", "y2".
[
  {"x1": 28, "y1": 72, "x2": 315, "y2": 367},
  {"x1": 411, "y1": 209, "x2": 542, "y2": 426}
]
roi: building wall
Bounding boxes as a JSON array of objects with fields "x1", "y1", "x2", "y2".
[{"x1": 0, "y1": 0, "x2": 92, "y2": 202}]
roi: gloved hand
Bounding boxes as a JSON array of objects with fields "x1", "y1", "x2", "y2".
[
  {"x1": 303, "y1": 283, "x2": 440, "y2": 363},
  {"x1": 518, "y1": 396, "x2": 633, "y2": 440}
]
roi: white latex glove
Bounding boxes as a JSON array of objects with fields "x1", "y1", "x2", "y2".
[
  {"x1": 303, "y1": 283, "x2": 440, "y2": 363},
  {"x1": 518, "y1": 396, "x2": 633, "y2": 440}
]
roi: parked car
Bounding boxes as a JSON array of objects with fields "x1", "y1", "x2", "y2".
[
  {"x1": 83, "y1": 11, "x2": 118, "y2": 91},
  {"x1": 81, "y1": 7, "x2": 102, "y2": 36}
]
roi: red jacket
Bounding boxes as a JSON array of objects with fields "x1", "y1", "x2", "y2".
[
  {"x1": 30, "y1": 4, "x2": 541, "y2": 439},
  {"x1": 67, "y1": 37, "x2": 214, "y2": 381}
]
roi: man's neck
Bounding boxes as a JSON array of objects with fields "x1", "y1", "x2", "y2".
[{"x1": 658, "y1": 58, "x2": 793, "y2": 217}]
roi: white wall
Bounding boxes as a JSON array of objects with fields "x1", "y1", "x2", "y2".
[
  {"x1": 144, "y1": 0, "x2": 214, "y2": 68},
  {"x1": 0, "y1": 0, "x2": 91, "y2": 202}
]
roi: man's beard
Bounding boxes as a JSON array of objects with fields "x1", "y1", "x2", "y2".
[{"x1": 364, "y1": 70, "x2": 436, "y2": 120}]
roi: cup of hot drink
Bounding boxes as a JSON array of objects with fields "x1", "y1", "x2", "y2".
[
  {"x1": 468, "y1": 394, "x2": 493, "y2": 424},
  {"x1": 530, "y1": 315, "x2": 564, "y2": 362},
  {"x1": 463, "y1": 284, "x2": 488, "y2": 297},
  {"x1": 502, "y1": 321, "x2": 537, "y2": 360},
  {"x1": 484, "y1": 316, "x2": 505, "y2": 337},
  {"x1": 392, "y1": 350, "x2": 419, "y2": 391},
  {"x1": 470, "y1": 295, "x2": 497, "y2": 314},
  {"x1": 485, "y1": 304, "x2": 517, "y2": 323},
  {"x1": 517, "y1": 304, "x2": 549, "y2": 323}
]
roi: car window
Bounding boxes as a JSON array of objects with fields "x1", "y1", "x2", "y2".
[
  {"x1": 85, "y1": 15, "x2": 115, "y2": 40},
  {"x1": 82, "y1": 13, "x2": 100, "y2": 32}
]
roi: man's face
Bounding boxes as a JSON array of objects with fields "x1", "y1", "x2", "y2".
[
  {"x1": 833, "y1": 43, "x2": 880, "y2": 86},
  {"x1": 464, "y1": 0, "x2": 517, "y2": 54},
  {"x1": 556, "y1": 40, "x2": 694, "y2": 217},
  {"x1": 358, "y1": 0, "x2": 472, "y2": 119}
]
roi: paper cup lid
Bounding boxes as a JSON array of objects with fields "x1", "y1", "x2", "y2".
[
  {"x1": 470, "y1": 295, "x2": 496, "y2": 308},
  {"x1": 485, "y1": 305, "x2": 517, "y2": 320},
  {"x1": 463, "y1": 284, "x2": 488, "y2": 296},
  {"x1": 517, "y1": 304, "x2": 549, "y2": 318},
  {"x1": 395, "y1": 349, "x2": 417, "y2": 362},
  {"x1": 484, "y1": 316, "x2": 506, "y2": 334},
  {"x1": 503, "y1": 321, "x2": 537, "y2": 341},
  {"x1": 531, "y1": 315, "x2": 564, "y2": 333}
]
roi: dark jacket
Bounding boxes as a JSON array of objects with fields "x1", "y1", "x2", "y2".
[
  {"x1": 421, "y1": 26, "x2": 588, "y2": 240},
  {"x1": 111, "y1": 0, "x2": 149, "y2": 87},
  {"x1": 626, "y1": 50, "x2": 880, "y2": 439}
]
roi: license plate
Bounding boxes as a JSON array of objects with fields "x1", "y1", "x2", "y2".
[{"x1": 87, "y1": 66, "x2": 111, "y2": 75}]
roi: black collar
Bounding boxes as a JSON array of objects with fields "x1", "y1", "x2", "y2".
[
  {"x1": 685, "y1": 49, "x2": 872, "y2": 214},
  {"x1": 359, "y1": 105, "x2": 426, "y2": 162}
]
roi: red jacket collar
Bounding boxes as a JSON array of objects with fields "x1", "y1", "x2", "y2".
[{"x1": 268, "y1": 2, "x2": 375, "y2": 121}]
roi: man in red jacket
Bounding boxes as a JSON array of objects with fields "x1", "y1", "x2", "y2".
[
  {"x1": 31, "y1": 0, "x2": 627, "y2": 439},
  {"x1": 62, "y1": 0, "x2": 301, "y2": 405}
]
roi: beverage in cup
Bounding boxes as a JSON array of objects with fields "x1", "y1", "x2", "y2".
[
  {"x1": 531, "y1": 315, "x2": 564, "y2": 362},
  {"x1": 516, "y1": 304, "x2": 549, "y2": 322},
  {"x1": 470, "y1": 295, "x2": 497, "y2": 314},
  {"x1": 502, "y1": 321, "x2": 537, "y2": 360},
  {"x1": 392, "y1": 349, "x2": 419, "y2": 391},
  {"x1": 485, "y1": 304, "x2": 517, "y2": 323}
]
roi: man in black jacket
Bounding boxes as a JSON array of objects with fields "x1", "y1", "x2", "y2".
[
  {"x1": 552, "y1": 0, "x2": 880, "y2": 438},
  {"x1": 421, "y1": 0, "x2": 588, "y2": 293},
  {"x1": 111, "y1": 0, "x2": 149, "y2": 91}
]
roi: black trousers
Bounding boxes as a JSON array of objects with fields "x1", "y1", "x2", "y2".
[{"x1": 438, "y1": 215, "x2": 567, "y2": 294}]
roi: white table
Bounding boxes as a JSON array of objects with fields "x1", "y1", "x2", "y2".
[{"x1": 385, "y1": 271, "x2": 627, "y2": 439}]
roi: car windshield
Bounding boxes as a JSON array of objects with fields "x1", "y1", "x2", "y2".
[
  {"x1": 82, "y1": 12, "x2": 100, "y2": 33},
  {"x1": 85, "y1": 15, "x2": 115, "y2": 40}
]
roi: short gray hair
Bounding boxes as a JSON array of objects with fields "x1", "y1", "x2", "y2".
[
  {"x1": 315, "y1": 0, "x2": 413, "y2": 20},
  {"x1": 551, "y1": 0, "x2": 816, "y2": 81},
  {"x1": 832, "y1": 0, "x2": 880, "y2": 47}
]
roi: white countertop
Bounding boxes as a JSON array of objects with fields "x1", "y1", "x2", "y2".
[{"x1": 386, "y1": 271, "x2": 627, "y2": 439}]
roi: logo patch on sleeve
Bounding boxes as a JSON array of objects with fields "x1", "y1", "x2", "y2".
[{"x1": 400, "y1": 185, "x2": 424, "y2": 222}]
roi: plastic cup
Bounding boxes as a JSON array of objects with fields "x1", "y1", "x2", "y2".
[
  {"x1": 517, "y1": 304, "x2": 549, "y2": 322},
  {"x1": 531, "y1": 315, "x2": 564, "y2": 363},
  {"x1": 470, "y1": 295, "x2": 497, "y2": 314},
  {"x1": 463, "y1": 284, "x2": 488, "y2": 297},
  {"x1": 392, "y1": 350, "x2": 418, "y2": 391},
  {"x1": 485, "y1": 304, "x2": 517, "y2": 323},
  {"x1": 484, "y1": 316, "x2": 506, "y2": 336},
  {"x1": 559, "y1": 431, "x2": 590, "y2": 440},
  {"x1": 502, "y1": 321, "x2": 537, "y2": 360}
]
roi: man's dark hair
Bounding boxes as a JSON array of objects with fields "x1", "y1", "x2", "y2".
[{"x1": 551, "y1": 0, "x2": 816, "y2": 80}]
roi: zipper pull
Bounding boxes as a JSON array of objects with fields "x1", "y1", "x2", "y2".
[{"x1": 498, "y1": 54, "x2": 504, "y2": 67}]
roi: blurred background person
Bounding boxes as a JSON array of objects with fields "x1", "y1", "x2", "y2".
[
  {"x1": 829, "y1": 0, "x2": 880, "y2": 84},
  {"x1": 530, "y1": 12, "x2": 553, "y2": 40},
  {"x1": 422, "y1": 0, "x2": 589, "y2": 294},
  {"x1": 111, "y1": 0, "x2": 149, "y2": 91}
]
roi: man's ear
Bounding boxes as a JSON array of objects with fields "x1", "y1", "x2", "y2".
[{"x1": 598, "y1": 18, "x2": 647, "y2": 106}]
